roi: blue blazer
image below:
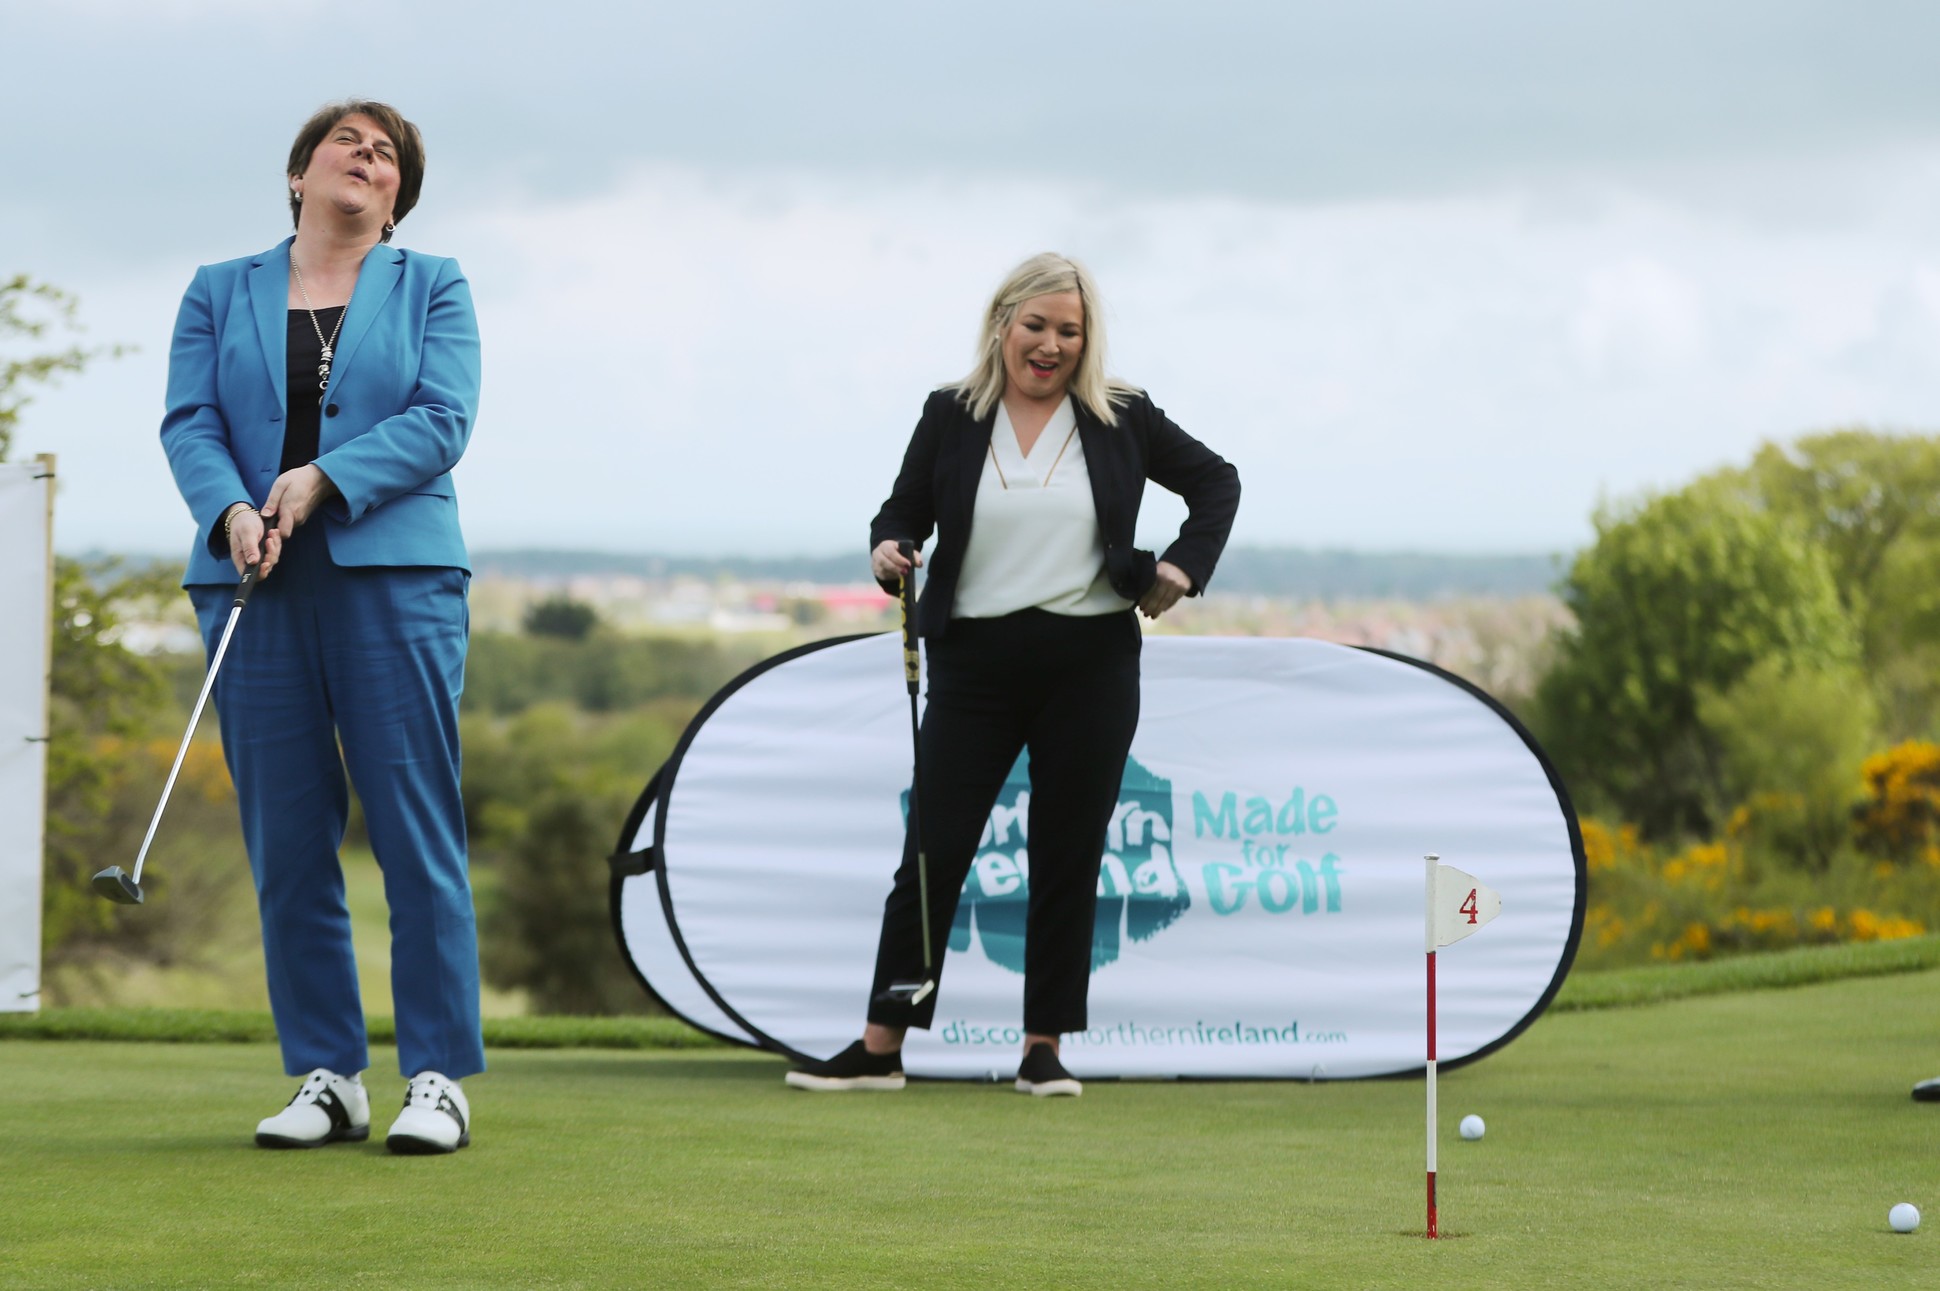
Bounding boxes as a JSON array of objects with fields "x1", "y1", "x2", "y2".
[{"x1": 160, "y1": 236, "x2": 481, "y2": 585}]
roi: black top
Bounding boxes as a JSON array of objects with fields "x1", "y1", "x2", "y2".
[
  {"x1": 870, "y1": 388, "x2": 1241, "y2": 638},
  {"x1": 283, "y1": 306, "x2": 345, "y2": 475}
]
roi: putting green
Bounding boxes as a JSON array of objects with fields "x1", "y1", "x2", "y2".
[{"x1": 2, "y1": 970, "x2": 1935, "y2": 1289}]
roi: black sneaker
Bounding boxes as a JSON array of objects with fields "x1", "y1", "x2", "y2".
[
  {"x1": 784, "y1": 1040, "x2": 906, "y2": 1091},
  {"x1": 1015, "y1": 1043, "x2": 1082, "y2": 1097},
  {"x1": 1914, "y1": 1077, "x2": 1940, "y2": 1103}
]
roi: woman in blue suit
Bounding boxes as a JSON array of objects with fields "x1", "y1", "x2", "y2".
[{"x1": 160, "y1": 99, "x2": 482, "y2": 1154}]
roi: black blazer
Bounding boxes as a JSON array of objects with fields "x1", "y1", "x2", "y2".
[{"x1": 870, "y1": 387, "x2": 1241, "y2": 637}]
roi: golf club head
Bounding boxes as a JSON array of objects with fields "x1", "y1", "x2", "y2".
[
  {"x1": 873, "y1": 978, "x2": 935, "y2": 1008},
  {"x1": 91, "y1": 866, "x2": 144, "y2": 905}
]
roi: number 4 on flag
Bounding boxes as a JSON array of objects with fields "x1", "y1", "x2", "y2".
[{"x1": 1432, "y1": 863, "x2": 1501, "y2": 948}]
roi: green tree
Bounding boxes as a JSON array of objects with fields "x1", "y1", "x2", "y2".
[
  {"x1": 1535, "y1": 483, "x2": 1858, "y2": 837},
  {"x1": 1732, "y1": 431, "x2": 1940, "y2": 627},
  {"x1": 1721, "y1": 431, "x2": 1940, "y2": 736},
  {"x1": 39, "y1": 559, "x2": 172, "y2": 956},
  {"x1": 522, "y1": 595, "x2": 600, "y2": 641},
  {"x1": 0, "y1": 276, "x2": 120, "y2": 461},
  {"x1": 1696, "y1": 657, "x2": 1878, "y2": 872},
  {"x1": 467, "y1": 705, "x2": 682, "y2": 1014}
]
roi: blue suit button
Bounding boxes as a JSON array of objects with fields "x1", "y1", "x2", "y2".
[{"x1": 325, "y1": 403, "x2": 340, "y2": 417}]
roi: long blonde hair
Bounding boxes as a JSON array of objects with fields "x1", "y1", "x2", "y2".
[{"x1": 948, "y1": 252, "x2": 1138, "y2": 426}]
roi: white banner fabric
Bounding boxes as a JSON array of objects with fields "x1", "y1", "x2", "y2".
[
  {"x1": 615, "y1": 634, "x2": 1584, "y2": 1079},
  {"x1": 0, "y1": 461, "x2": 52, "y2": 1013}
]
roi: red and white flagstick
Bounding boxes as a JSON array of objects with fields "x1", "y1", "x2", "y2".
[{"x1": 1425, "y1": 851, "x2": 1440, "y2": 1240}]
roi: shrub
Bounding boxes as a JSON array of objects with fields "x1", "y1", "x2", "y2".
[
  {"x1": 1854, "y1": 740, "x2": 1940, "y2": 866},
  {"x1": 467, "y1": 705, "x2": 685, "y2": 1014}
]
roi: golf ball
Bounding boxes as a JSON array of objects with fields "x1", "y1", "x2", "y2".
[
  {"x1": 1459, "y1": 1115, "x2": 1486, "y2": 1141},
  {"x1": 1889, "y1": 1203, "x2": 1920, "y2": 1233}
]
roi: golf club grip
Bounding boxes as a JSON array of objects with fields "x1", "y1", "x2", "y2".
[
  {"x1": 896, "y1": 540, "x2": 918, "y2": 692},
  {"x1": 233, "y1": 562, "x2": 261, "y2": 607}
]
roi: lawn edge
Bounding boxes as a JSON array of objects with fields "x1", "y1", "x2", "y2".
[
  {"x1": 1552, "y1": 934, "x2": 1940, "y2": 1011},
  {"x1": 8, "y1": 936, "x2": 1938, "y2": 1044},
  {"x1": 0, "y1": 1007, "x2": 729, "y2": 1050}
]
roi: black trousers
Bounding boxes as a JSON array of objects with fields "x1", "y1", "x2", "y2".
[{"x1": 867, "y1": 607, "x2": 1142, "y2": 1036}]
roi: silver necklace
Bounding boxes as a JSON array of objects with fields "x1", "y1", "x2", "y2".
[{"x1": 290, "y1": 255, "x2": 347, "y2": 406}]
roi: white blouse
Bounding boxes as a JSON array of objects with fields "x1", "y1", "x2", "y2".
[{"x1": 952, "y1": 397, "x2": 1135, "y2": 620}]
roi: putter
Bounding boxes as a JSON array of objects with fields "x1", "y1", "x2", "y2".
[
  {"x1": 92, "y1": 559, "x2": 262, "y2": 905},
  {"x1": 874, "y1": 539, "x2": 936, "y2": 1008}
]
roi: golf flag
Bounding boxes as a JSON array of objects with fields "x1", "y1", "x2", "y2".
[
  {"x1": 1433, "y1": 865, "x2": 1502, "y2": 948},
  {"x1": 1425, "y1": 854, "x2": 1501, "y2": 1240}
]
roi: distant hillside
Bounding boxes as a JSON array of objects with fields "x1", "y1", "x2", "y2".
[
  {"x1": 472, "y1": 546, "x2": 1564, "y2": 600},
  {"x1": 1210, "y1": 547, "x2": 1562, "y2": 599}
]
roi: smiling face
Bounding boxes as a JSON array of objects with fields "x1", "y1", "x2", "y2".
[
  {"x1": 292, "y1": 113, "x2": 402, "y2": 228},
  {"x1": 1000, "y1": 290, "x2": 1086, "y2": 404}
]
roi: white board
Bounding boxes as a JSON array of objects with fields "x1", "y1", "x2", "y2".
[{"x1": 0, "y1": 460, "x2": 53, "y2": 1013}]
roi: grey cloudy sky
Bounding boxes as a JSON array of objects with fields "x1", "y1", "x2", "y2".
[{"x1": 7, "y1": 0, "x2": 1940, "y2": 559}]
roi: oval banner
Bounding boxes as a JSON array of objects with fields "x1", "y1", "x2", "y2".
[{"x1": 612, "y1": 634, "x2": 1584, "y2": 1079}]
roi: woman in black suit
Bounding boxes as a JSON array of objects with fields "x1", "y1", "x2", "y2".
[{"x1": 787, "y1": 252, "x2": 1240, "y2": 1096}]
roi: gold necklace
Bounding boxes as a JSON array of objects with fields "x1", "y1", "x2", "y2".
[{"x1": 990, "y1": 424, "x2": 1079, "y2": 490}]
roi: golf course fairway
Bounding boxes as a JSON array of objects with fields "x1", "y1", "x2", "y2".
[{"x1": 2, "y1": 966, "x2": 1935, "y2": 1289}]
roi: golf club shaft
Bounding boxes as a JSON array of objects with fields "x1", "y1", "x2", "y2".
[
  {"x1": 910, "y1": 687, "x2": 931, "y2": 972},
  {"x1": 130, "y1": 568, "x2": 257, "y2": 884},
  {"x1": 898, "y1": 540, "x2": 932, "y2": 973}
]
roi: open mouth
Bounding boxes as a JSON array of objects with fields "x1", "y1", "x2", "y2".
[{"x1": 1028, "y1": 360, "x2": 1058, "y2": 377}]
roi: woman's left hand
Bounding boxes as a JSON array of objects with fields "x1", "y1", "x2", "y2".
[
  {"x1": 260, "y1": 465, "x2": 340, "y2": 540},
  {"x1": 1139, "y1": 560, "x2": 1193, "y2": 619}
]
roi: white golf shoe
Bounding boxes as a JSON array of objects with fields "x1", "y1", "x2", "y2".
[
  {"x1": 255, "y1": 1068, "x2": 370, "y2": 1148},
  {"x1": 386, "y1": 1071, "x2": 471, "y2": 1154}
]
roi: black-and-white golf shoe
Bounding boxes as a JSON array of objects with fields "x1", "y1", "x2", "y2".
[
  {"x1": 784, "y1": 1041, "x2": 906, "y2": 1091},
  {"x1": 386, "y1": 1071, "x2": 471, "y2": 1154},
  {"x1": 1914, "y1": 1076, "x2": 1940, "y2": 1103},
  {"x1": 255, "y1": 1068, "x2": 370, "y2": 1148},
  {"x1": 1015, "y1": 1043, "x2": 1082, "y2": 1097}
]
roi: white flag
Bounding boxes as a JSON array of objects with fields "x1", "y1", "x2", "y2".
[{"x1": 1433, "y1": 864, "x2": 1501, "y2": 947}]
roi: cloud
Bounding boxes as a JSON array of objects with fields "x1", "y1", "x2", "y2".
[{"x1": 30, "y1": 150, "x2": 1922, "y2": 559}]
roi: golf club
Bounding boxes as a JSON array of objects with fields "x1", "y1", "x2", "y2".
[
  {"x1": 92, "y1": 559, "x2": 262, "y2": 905},
  {"x1": 874, "y1": 539, "x2": 936, "y2": 1007}
]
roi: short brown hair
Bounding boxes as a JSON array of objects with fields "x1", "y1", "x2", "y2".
[{"x1": 286, "y1": 100, "x2": 425, "y2": 242}]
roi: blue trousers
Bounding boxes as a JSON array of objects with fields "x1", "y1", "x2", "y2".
[{"x1": 190, "y1": 529, "x2": 484, "y2": 1079}]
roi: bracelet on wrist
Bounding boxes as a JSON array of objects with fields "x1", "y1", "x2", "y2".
[{"x1": 222, "y1": 503, "x2": 256, "y2": 538}]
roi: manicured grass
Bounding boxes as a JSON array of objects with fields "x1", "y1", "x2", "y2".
[{"x1": 3, "y1": 970, "x2": 1936, "y2": 1289}]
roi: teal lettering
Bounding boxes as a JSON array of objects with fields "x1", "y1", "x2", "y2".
[
  {"x1": 1193, "y1": 791, "x2": 1239, "y2": 839},
  {"x1": 1295, "y1": 860, "x2": 1320, "y2": 915},
  {"x1": 1096, "y1": 855, "x2": 1131, "y2": 898},
  {"x1": 1204, "y1": 863, "x2": 1250, "y2": 914},
  {"x1": 1244, "y1": 796, "x2": 1274, "y2": 835},
  {"x1": 1256, "y1": 868, "x2": 1298, "y2": 914},
  {"x1": 1318, "y1": 853, "x2": 1343, "y2": 912},
  {"x1": 1276, "y1": 787, "x2": 1306, "y2": 835},
  {"x1": 976, "y1": 853, "x2": 1022, "y2": 897},
  {"x1": 1132, "y1": 850, "x2": 1181, "y2": 897},
  {"x1": 1310, "y1": 795, "x2": 1337, "y2": 834}
]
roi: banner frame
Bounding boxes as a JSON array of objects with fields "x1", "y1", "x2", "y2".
[{"x1": 611, "y1": 634, "x2": 1589, "y2": 1077}]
